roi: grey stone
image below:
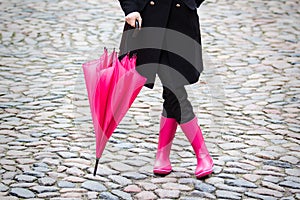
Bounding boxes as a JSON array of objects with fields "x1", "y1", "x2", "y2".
[
  {"x1": 243, "y1": 174, "x2": 261, "y2": 182},
  {"x1": 114, "y1": 143, "x2": 134, "y2": 149},
  {"x1": 108, "y1": 175, "x2": 132, "y2": 186},
  {"x1": 279, "y1": 181, "x2": 300, "y2": 189},
  {"x1": 285, "y1": 176, "x2": 300, "y2": 183},
  {"x1": 251, "y1": 188, "x2": 283, "y2": 198},
  {"x1": 162, "y1": 182, "x2": 192, "y2": 191},
  {"x1": 57, "y1": 151, "x2": 78, "y2": 158},
  {"x1": 178, "y1": 178, "x2": 197, "y2": 184},
  {"x1": 151, "y1": 177, "x2": 177, "y2": 184},
  {"x1": 57, "y1": 180, "x2": 76, "y2": 188},
  {"x1": 24, "y1": 170, "x2": 45, "y2": 178},
  {"x1": 263, "y1": 160, "x2": 292, "y2": 168},
  {"x1": 214, "y1": 183, "x2": 247, "y2": 193},
  {"x1": 254, "y1": 169, "x2": 285, "y2": 177},
  {"x1": 63, "y1": 176, "x2": 86, "y2": 183},
  {"x1": 0, "y1": 183, "x2": 9, "y2": 192},
  {"x1": 38, "y1": 177, "x2": 56, "y2": 186},
  {"x1": 16, "y1": 138, "x2": 40, "y2": 143},
  {"x1": 31, "y1": 186, "x2": 59, "y2": 193},
  {"x1": 100, "y1": 192, "x2": 119, "y2": 200},
  {"x1": 109, "y1": 162, "x2": 135, "y2": 172},
  {"x1": 33, "y1": 162, "x2": 49, "y2": 168},
  {"x1": 81, "y1": 180, "x2": 107, "y2": 192},
  {"x1": 138, "y1": 182, "x2": 158, "y2": 190},
  {"x1": 10, "y1": 188, "x2": 36, "y2": 198},
  {"x1": 225, "y1": 161, "x2": 257, "y2": 171},
  {"x1": 135, "y1": 191, "x2": 157, "y2": 200},
  {"x1": 261, "y1": 181, "x2": 285, "y2": 192},
  {"x1": 92, "y1": 166, "x2": 119, "y2": 176},
  {"x1": 9, "y1": 183, "x2": 37, "y2": 188},
  {"x1": 123, "y1": 159, "x2": 147, "y2": 167},
  {"x1": 112, "y1": 190, "x2": 133, "y2": 200},
  {"x1": 223, "y1": 168, "x2": 248, "y2": 174},
  {"x1": 190, "y1": 190, "x2": 217, "y2": 199},
  {"x1": 286, "y1": 168, "x2": 300, "y2": 176},
  {"x1": 33, "y1": 166, "x2": 51, "y2": 172},
  {"x1": 155, "y1": 189, "x2": 180, "y2": 198},
  {"x1": 256, "y1": 151, "x2": 281, "y2": 160},
  {"x1": 280, "y1": 156, "x2": 299, "y2": 164},
  {"x1": 218, "y1": 143, "x2": 248, "y2": 150},
  {"x1": 66, "y1": 167, "x2": 85, "y2": 176},
  {"x1": 121, "y1": 172, "x2": 147, "y2": 180},
  {"x1": 124, "y1": 185, "x2": 141, "y2": 193},
  {"x1": 245, "y1": 191, "x2": 277, "y2": 200},
  {"x1": 225, "y1": 179, "x2": 257, "y2": 188},
  {"x1": 263, "y1": 175, "x2": 282, "y2": 183},
  {"x1": 15, "y1": 174, "x2": 37, "y2": 182},
  {"x1": 215, "y1": 190, "x2": 242, "y2": 200},
  {"x1": 37, "y1": 192, "x2": 60, "y2": 198},
  {"x1": 195, "y1": 182, "x2": 216, "y2": 193},
  {"x1": 205, "y1": 177, "x2": 225, "y2": 185}
]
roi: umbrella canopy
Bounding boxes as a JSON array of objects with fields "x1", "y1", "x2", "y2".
[{"x1": 82, "y1": 49, "x2": 146, "y2": 175}]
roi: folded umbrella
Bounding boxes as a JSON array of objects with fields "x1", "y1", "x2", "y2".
[{"x1": 82, "y1": 48, "x2": 146, "y2": 175}]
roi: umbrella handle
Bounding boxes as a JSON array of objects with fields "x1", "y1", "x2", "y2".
[
  {"x1": 135, "y1": 20, "x2": 139, "y2": 29},
  {"x1": 132, "y1": 20, "x2": 140, "y2": 38},
  {"x1": 93, "y1": 158, "x2": 99, "y2": 176}
]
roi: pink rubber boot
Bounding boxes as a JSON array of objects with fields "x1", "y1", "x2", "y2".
[
  {"x1": 180, "y1": 117, "x2": 214, "y2": 178},
  {"x1": 153, "y1": 116, "x2": 177, "y2": 175}
]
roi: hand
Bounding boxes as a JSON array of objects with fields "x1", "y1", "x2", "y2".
[{"x1": 125, "y1": 12, "x2": 142, "y2": 29}]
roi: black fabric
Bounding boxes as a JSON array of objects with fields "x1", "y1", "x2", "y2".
[
  {"x1": 119, "y1": 0, "x2": 203, "y2": 89},
  {"x1": 118, "y1": 0, "x2": 205, "y2": 15},
  {"x1": 162, "y1": 86, "x2": 195, "y2": 124}
]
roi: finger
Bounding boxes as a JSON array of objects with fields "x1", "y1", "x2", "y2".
[
  {"x1": 125, "y1": 16, "x2": 134, "y2": 27},
  {"x1": 138, "y1": 17, "x2": 142, "y2": 29},
  {"x1": 129, "y1": 19, "x2": 135, "y2": 27},
  {"x1": 126, "y1": 19, "x2": 135, "y2": 27}
]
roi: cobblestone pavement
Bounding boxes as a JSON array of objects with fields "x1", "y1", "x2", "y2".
[{"x1": 0, "y1": 0, "x2": 299, "y2": 199}]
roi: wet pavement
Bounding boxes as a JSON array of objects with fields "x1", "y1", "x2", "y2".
[{"x1": 0, "y1": 0, "x2": 299, "y2": 199}]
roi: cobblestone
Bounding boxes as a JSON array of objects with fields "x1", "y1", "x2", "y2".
[
  {"x1": 100, "y1": 192, "x2": 119, "y2": 200},
  {"x1": 81, "y1": 180, "x2": 107, "y2": 192},
  {"x1": 0, "y1": 0, "x2": 299, "y2": 199},
  {"x1": 215, "y1": 190, "x2": 242, "y2": 200},
  {"x1": 124, "y1": 184, "x2": 142, "y2": 193},
  {"x1": 194, "y1": 182, "x2": 216, "y2": 193},
  {"x1": 135, "y1": 191, "x2": 157, "y2": 199},
  {"x1": 9, "y1": 188, "x2": 36, "y2": 198},
  {"x1": 38, "y1": 177, "x2": 56, "y2": 186},
  {"x1": 155, "y1": 189, "x2": 180, "y2": 198},
  {"x1": 57, "y1": 180, "x2": 75, "y2": 188}
]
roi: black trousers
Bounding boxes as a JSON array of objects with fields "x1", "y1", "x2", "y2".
[
  {"x1": 158, "y1": 49, "x2": 195, "y2": 124},
  {"x1": 161, "y1": 86, "x2": 195, "y2": 124}
]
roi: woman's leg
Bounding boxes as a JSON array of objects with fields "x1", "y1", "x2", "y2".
[
  {"x1": 162, "y1": 86, "x2": 195, "y2": 124},
  {"x1": 153, "y1": 116, "x2": 177, "y2": 175},
  {"x1": 153, "y1": 86, "x2": 178, "y2": 175},
  {"x1": 164, "y1": 86, "x2": 214, "y2": 178}
]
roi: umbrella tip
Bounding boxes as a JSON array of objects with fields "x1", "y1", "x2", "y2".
[{"x1": 93, "y1": 158, "x2": 99, "y2": 176}]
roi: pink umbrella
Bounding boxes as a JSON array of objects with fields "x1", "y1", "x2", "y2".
[{"x1": 82, "y1": 49, "x2": 146, "y2": 175}]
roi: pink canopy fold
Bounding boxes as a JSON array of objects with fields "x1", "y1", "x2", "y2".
[{"x1": 82, "y1": 49, "x2": 146, "y2": 175}]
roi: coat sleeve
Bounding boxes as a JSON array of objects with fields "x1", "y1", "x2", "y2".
[
  {"x1": 196, "y1": 0, "x2": 205, "y2": 7},
  {"x1": 118, "y1": 0, "x2": 139, "y2": 16}
]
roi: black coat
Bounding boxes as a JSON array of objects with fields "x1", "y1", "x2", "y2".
[
  {"x1": 119, "y1": 0, "x2": 205, "y2": 15},
  {"x1": 118, "y1": 0, "x2": 205, "y2": 89}
]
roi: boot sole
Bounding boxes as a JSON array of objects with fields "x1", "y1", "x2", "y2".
[
  {"x1": 153, "y1": 168, "x2": 172, "y2": 175},
  {"x1": 195, "y1": 168, "x2": 213, "y2": 179}
]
